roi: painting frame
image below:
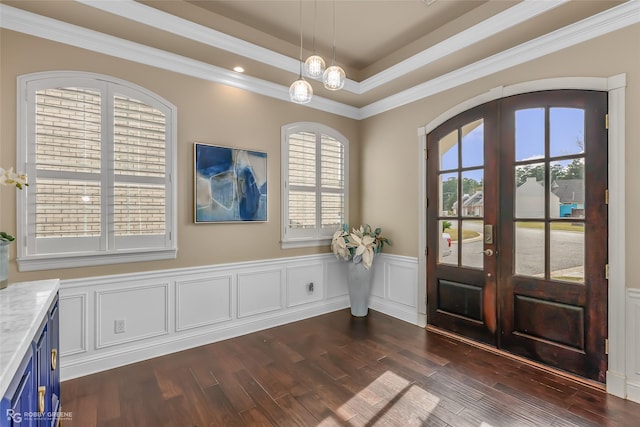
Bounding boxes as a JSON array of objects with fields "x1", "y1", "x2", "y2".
[{"x1": 194, "y1": 142, "x2": 268, "y2": 223}]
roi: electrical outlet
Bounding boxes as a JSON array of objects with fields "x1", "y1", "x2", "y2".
[{"x1": 114, "y1": 319, "x2": 126, "y2": 334}]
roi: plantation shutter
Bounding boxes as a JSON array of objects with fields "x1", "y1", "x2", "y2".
[
  {"x1": 113, "y1": 93, "x2": 167, "y2": 249},
  {"x1": 288, "y1": 131, "x2": 316, "y2": 230},
  {"x1": 320, "y1": 134, "x2": 344, "y2": 232},
  {"x1": 24, "y1": 75, "x2": 173, "y2": 260},
  {"x1": 33, "y1": 86, "x2": 103, "y2": 253},
  {"x1": 283, "y1": 123, "x2": 348, "y2": 244}
]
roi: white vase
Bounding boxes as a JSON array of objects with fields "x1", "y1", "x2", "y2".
[
  {"x1": 0, "y1": 242, "x2": 9, "y2": 290},
  {"x1": 346, "y1": 262, "x2": 373, "y2": 317}
]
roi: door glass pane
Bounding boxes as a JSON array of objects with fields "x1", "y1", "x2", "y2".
[
  {"x1": 550, "y1": 222, "x2": 585, "y2": 283},
  {"x1": 461, "y1": 169, "x2": 483, "y2": 217},
  {"x1": 439, "y1": 130, "x2": 458, "y2": 170},
  {"x1": 550, "y1": 159, "x2": 585, "y2": 219},
  {"x1": 515, "y1": 163, "x2": 545, "y2": 219},
  {"x1": 439, "y1": 172, "x2": 458, "y2": 217},
  {"x1": 439, "y1": 220, "x2": 457, "y2": 265},
  {"x1": 515, "y1": 221, "x2": 545, "y2": 277},
  {"x1": 461, "y1": 220, "x2": 483, "y2": 269},
  {"x1": 461, "y1": 119, "x2": 483, "y2": 168},
  {"x1": 515, "y1": 108, "x2": 545, "y2": 161},
  {"x1": 550, "y1": 108, "x2": 585, "y2": 158}
]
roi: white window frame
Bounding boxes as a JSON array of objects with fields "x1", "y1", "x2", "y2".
[
  {"x1": 16, "y1": 71, "x2": 177, "y2": 271},
  {"x1": 281, "y1": 122, "x2": 349, "y2": 249}
]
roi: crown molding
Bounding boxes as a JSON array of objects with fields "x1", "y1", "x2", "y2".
[
  {"x1": 357, "y1": 0, "x2": 567, "y2": 93},
  {"x1": 360, "y1": 0, "x2": 640, "y2": 119},
  {"x1": 75, "y1": 0, "x2": 300, "y2": 79},
  {"x1": 1, "y1": 1, "x2": 639, "y2": 120},
  {"x1": 0, "y1": 4, "x2": 360, "y2": 119},
  {"x1": 76, "y1": 0, "x2": 362, "y2": 93},
  {"x1": 76, "y1": 0, "x2": 565, "y2": 96}
]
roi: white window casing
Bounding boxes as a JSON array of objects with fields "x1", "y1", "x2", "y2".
[
  {"x1": 16, "y1": 71, "x2": 177, "y2": 271},
  {"x1": 281, "y1": 122, "x2": 349, "y2": 249}
]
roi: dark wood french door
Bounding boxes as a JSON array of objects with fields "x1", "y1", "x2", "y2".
[{"x1": 426, "y1": 90, "x2": 608, "y2": 382}]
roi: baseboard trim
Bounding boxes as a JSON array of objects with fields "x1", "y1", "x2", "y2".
[
  {"x1": 369, "y1": 297, "x2": 422, "y2": 326},
  {"x1": 627, "y1": 381, "x2": 640, "y2": 404},
  {"x1": 606, "y1": 369, "x2": 627, "y2": 398}
]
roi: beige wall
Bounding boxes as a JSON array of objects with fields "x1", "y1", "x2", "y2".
[
  {"x1": 2, "y1": 24, "x2": 639, "y2": 288},
  {"x1": 0, "y1": 30, "x2": 361, "y2": 282},
  {"x1": 361, "y1": 23, "x2": 640, "y2": 287}
]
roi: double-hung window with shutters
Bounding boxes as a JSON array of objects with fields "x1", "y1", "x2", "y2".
[
  {"x1": 16, "y1": 72, "x2": 177, "y2": 271},
  {"x1": 281, "y1": 122, "x2": 348, "y2": 248}
]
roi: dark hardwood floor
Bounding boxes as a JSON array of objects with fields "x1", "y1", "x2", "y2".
[{"x1": 61, "y1": 309, "x2": 640, "y2": 426}]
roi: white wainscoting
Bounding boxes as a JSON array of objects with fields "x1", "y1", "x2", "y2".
[
  {"x1": 370, "y1": 255, "x2": 423, "y2": 326},
  {"x1": 59, "y1": 253, "x2": 420, "y2": 380},
  {"x1": 626, "y1": 288, "x2": 640, "y2": 403}
]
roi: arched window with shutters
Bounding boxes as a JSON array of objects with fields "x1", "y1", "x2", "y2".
[
  {"x1": 281, "y1": 122, "x2": 349, "y2": 248},
  {"x1": 16, "y1": 71, "x2": 177, "y2": 271}
]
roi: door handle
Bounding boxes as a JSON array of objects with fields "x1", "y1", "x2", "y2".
[
  {"x1": 38, "y1": 386, "x2": 46, "y2": 414},
  {"x1": 480, "y1": 249, "x2": 494, "y2": 256}
]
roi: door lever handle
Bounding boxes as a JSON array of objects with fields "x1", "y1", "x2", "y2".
[{"x1": 479, "y1": 249, "x2": 494, "y2": 256}]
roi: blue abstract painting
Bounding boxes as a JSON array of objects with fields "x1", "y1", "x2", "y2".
[{"x1": 194, "y1": 143, "x2": 267, "y2": 222}]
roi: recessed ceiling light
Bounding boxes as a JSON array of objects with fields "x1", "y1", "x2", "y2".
[{"x1": 233, "y1": 66, "x2": 245, "y2": 73}]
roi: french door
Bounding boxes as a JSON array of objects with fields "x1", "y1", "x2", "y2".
[{"x1": 426, "y1": 90, "x2": 608, "y2": 382}]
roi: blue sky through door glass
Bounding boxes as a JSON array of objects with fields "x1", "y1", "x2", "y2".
[
  {"x1": 550, "y1": 108, "x2": 585, "y2": 157},
  {"x1": 440, "y1": 108, "x2": 585, "y2": 170},
  {"x1": 462, "y1": 121, "x2": 483, "y2": 168},
  {"x1": 516, "y1": 108, "x2": 545, "y2": 161},
  {"x1": 515, "y1": 108, "x2": 585, "y2": 161}
]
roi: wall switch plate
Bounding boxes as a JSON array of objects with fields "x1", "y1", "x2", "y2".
[{"x1": 114, "y1": 319, "x2": 126, "y2": 334}]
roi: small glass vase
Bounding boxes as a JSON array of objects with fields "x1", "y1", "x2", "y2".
[
  {"x1": 346, "y1": 261, "x2": 373, "y2": 317},
  {"x1": 0, "y1": 241, "x2": 9, "y2": 290}
]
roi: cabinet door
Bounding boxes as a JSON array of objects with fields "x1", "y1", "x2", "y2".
[
  {"x1": 0, "y1": 347, "x2": 35, "y2": 427},
  {"x1": 34, "y1": 319, "x2": 49, "y2": 426},
  {"x1": 48, "y1": 296, "x2": 60, "y2": 420}
]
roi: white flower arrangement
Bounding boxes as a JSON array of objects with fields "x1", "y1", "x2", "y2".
[
  {"x1": 1, "y1": 166, "x2": 28, "y2": 243},
  {"x1": 0, "y1": 167, "x2": 27, "y2": 189},
  {"x1": 331, "y1": 224, "x2": 391, "y2": 270}
]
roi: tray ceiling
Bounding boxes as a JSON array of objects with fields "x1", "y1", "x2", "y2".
[{"x1": 0, "y1": 0, "x2": 635, "y2": 118}]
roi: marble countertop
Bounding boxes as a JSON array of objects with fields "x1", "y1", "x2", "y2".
[{"x1": 0, "y1": 279, "x2": 60, "y2": 397}]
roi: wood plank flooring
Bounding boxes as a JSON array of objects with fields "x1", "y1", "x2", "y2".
[{"x1": 61, "y1": 309, "x2": 640, "y2": 426}]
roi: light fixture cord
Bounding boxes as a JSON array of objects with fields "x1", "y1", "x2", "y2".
[
  {"x1": 331, "y1": 0, "x2": 336, "y2": 64},
  {"x1": 298, "y1": 0, "x2": 304, "y2": 77},
  {"x1": 312, "y1": 0, "x2": 317, "y2": 53}
]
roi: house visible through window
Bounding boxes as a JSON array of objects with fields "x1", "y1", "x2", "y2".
[
  {"x1": 17, "y1": 72, "x2": 176, "y2": 271},
  {"x1": 281, "y1": 122, "x2": 348, "y2": 248}
]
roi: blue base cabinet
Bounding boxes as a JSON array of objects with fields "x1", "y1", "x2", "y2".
[
  {"x1": 48, "y1": 298, "x2": 60, "y2": 425},
  {"x1": 1, "y1": 293, "x2": 60, "y2": 427},
  {"x1": 1, "y1": 348, "x2": 35, "y2": 426}
]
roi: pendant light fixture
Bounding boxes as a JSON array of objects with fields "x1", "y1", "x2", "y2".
[
  {"x1": 289, "y1": 0, "x2": 313, "y2": 104},
  {"x1": 322, "y1": 0, "x2": 346, "y2": 91},
  {"x1": 304, "y1": 0, "x2": 325, "y2": 79}
]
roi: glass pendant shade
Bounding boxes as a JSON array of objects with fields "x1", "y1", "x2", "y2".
[
  {"x1": 289, "y1": 78, "x2": 313, "y2": 104},
  {"x1": 305, "y1": 54, "x2": 326, "y2": 79},
  {"x1": 322, "y1": 65, "x2": 346, "y2": 91}
]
